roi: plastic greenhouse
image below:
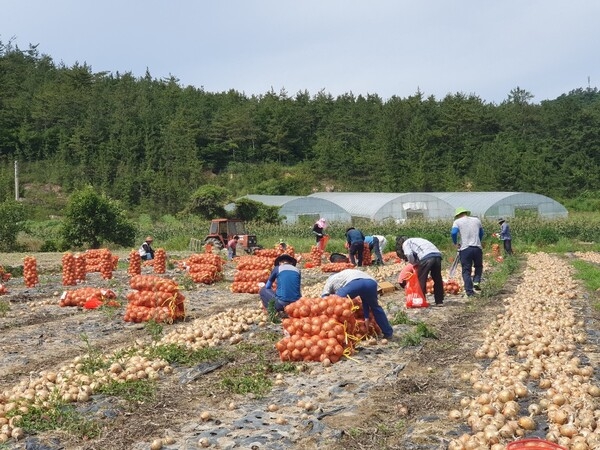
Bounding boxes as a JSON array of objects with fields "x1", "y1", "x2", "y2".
[
  {"x1": 308, "y1": 192, "x2": 456, "y2": 222},
  {"x1": 232, "y1": 195, "x2": 352, "y2": 224},
  {"x1": 232, "y1": 192, "x2": 567, "y2": 223},
  {"x1": 431, "y1": 192, "x2": 568, "y2": 219}
]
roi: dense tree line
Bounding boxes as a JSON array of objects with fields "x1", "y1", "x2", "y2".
[{"x1": 1, "y1": 41, "x2": 599, "y2": 217}]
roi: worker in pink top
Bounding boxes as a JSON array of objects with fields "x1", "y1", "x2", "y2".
[{"x1": 227, "y1": 235, "x2": 240, "y2": 260}]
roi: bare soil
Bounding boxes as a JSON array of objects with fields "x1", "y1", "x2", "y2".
[{"x1": 0, "y1": 252, "x2": 597, "y2": 450}]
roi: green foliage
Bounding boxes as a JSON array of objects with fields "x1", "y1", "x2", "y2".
[
  {"x1": 76, "y1": 334, "x2": 110, "y2": 374},
  {"x1": 266, "y1": 299, "x2": 281, "y2": 323},
  {"x1": 13, "y1": 403, "x2": 101, "y2": 438},
  {"x1": 0, "y1": 200, "x2": 27, "y2": 251},
  {"x1": 479, "y1": 253, "x2": 522, "y2": 298},
  {"x1": 389, "y1": 310, "x2": 416, "y2": 326},
  {"x1": 0, "y1": 300, "x2": 9, "y2": 317},
  {"x1": 232, "y1": 198, "x2": 283, "y2": 224},
  {"x1": 220, "y1": 369, "x2": 272, "y2": 397},
  {"x1": 399, "y1": 321, "x2": 437, "y2": 346},
  {"x1": 3, "y1": 42, "x2": 600, "y2": 218},
  {"x1": 144, "y1": 343, "x2": 226, "y2": 365},
  {"x1": 144, "y1": 319, "x2": 164, "y2": 341},
  {"x1": 61, "y1": 186, "x2": 136, "y2": 249},
  {"x1": 571, "y1": 259, "x2": 600, "y2": 291},
  {"x1": 185, "y1": 185, "x2": 231, "y2": 219},
  {"x1": 97, "y1": 379, "x2": 157, "y2": 403}
]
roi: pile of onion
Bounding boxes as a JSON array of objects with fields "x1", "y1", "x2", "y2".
[{"x1": 447, "y1": 253, "x2": 600, "y2": 450}]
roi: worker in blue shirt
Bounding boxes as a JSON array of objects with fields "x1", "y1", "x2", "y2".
[
  {"x1": 345, "y1": 227, "x2": 366, "y2": 267},
  {"x1": 259, "y1": 254, "x2": 302, "y2": 312}
]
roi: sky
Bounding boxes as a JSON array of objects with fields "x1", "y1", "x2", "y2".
[{"x1": 2, "y1": 1, "x2": 599, "y2": 105}]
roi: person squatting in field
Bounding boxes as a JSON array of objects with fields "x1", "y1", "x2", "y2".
[
  {"x1": 259, "y1": 254, "x2": 302, "y2": 312},
  {"x1": 321, "y1": 268, "x2": 394, "y2": 339},
  {"x1": 138, "y1": 236, "x2": 155, "y2": 260}
]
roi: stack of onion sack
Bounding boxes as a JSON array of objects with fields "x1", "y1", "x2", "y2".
[
  {"x1": 383, "y1": 251, "x2": 402, "y2": 264},
  {"x1": 321, "y1": 262, "x2": 355, "y2": 273},
  {"x1": 59, "y1": 287, "x2": 117, "y2": 308},
  {"x1": 443, "y1": 279, "x2": 461, "y2": 295},
  {"x1": 0, "y1": 284, "x2": 7, "y2": 295},
  {"x1": 84, "y1": 249, "x2": 116, "y2": 279},
  {"x1": 303, "y1": 245, "x2": 324, "y2": 269},
  {"x1": 62, "y1": 252, "x2": 77, "y2": 286},
  {"x1": 153, "y1": 248, "x2": 167, "y2": 274},
  {"x1": 186, "y1": 253, "x2": 223, "y2": 284},
  {"x1": 23, "y1": 256, "x2": 39, "y2": 288},
  {"x1": 128, "y1": 249, "x2": 142, "y2": 276},
  {"x1": 253, "y1": 248, "x2": 280, "y2": 258},
  {"x1": 231, "y1": 256, "x2": 273, "y2": 293},
  {"x1": 125, "y1": 275, "x2": 185, "y2": 323},
  {"x1": 0, "y1": 266, "x2": 12, "y2": 282},
  {"x1": 424, "y1": 277, "x2": 461, "y2": 295},
  {"x1": 362, "y1": 243, "x2": 372, "y2": 266},
  {"x1": 74, "y1": 254, "x2": 86, "y2": 282},
  {"x1": 275, "y1": 295, "x2": 381, "y2": 363}
]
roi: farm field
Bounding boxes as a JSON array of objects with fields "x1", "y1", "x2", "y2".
[{"x1": 0, "y1": 250, "x2": 599, "y2": 450}]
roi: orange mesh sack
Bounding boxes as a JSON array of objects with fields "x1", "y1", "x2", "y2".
[{"x1": 399, "y1": 264, "x2": 429, "y2": 308}]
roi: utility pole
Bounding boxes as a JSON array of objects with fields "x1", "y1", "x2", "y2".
[{"x1": 14, "y1": 160, "x2": 20, "y2": 201}]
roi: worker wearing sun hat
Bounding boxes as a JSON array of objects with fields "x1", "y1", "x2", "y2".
[
  {"x1": 451, "y1": 207, "x2": 484, "y2": 297},
  {"x1": 259, "y1": 254, "x2": 302, "y2": 313},
  {"x1": 497, "y1": 218, "x2": 513, "y2": 256},
  {"x1": 138, "y1": 236, "x2": 155, "y2": 260}
]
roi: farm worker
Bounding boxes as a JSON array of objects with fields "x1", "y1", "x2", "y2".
[
  {"x1": 138, "y1": 236, "x2": 155, "y2": 261},
  {"x1": 312, "y1": 218, "x2": 328, "y2": 251},
  {"x1": 451, "y1": 207, "x2": 484, "y2": 297},
  {"x1": 227, "y1": 235, "x2": 240, "y2": 260},
  {"x1": 259, "y1": 254, "x2": 302, "y2": 312},
  {"x1": 396, "y1": 236, "x2": 445, "y2": 307},
  {"x1": 345, "y1": 227, "x2": 366, "y2": 267},
  {"x1": 364, "y1": 235, "x2": 386, "y2": 265},
  {"x1": 496, "y1": 218, "x2": 513, "y2": 256},
  {"x1": 321, "y1": 269, "x2": 394, "y2": 339}
]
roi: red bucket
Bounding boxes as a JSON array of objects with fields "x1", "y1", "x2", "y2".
[{"x1": 506, "y1": 438, "x2": 567, "y2": 450}]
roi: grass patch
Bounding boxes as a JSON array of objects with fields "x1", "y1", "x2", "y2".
[
  {"x1": 571, "y1": 259, "x2": 600, "y2": 311},
  {"x1": 266, "y1": 299, "x2": 281, "y2": 324},
  {"x1": 144, "y1": 343, "x2": 227, "y2": 366},
  {"x1": 77, "y1": 334, "x2": 110, "y2": 375},
  {"x1": 144, "y1": 319, "x2": 164, "y2": 341},
  {"x1": 13, "y1": 403, "x2": 101, "y2": 439},
  {"x1": 98, "y1": 300, "x2": 123, "y2": 320},
  {"x1": 571, "y1": 259, "x2": 600, "y2": 291},
  {"x1": 0, "y1": 300, "x2": 9, "y2": 317},
  {"x1": 220, "y1": 368, "x2": 273, "y2": 397},
  {"x1": 176, "y1": 273, "x2": 196, "y2": 291},
  {"x1": 389, "y1": 310, "x2": 416, "y2": 326},
  {"x1": 96, "y1": 379, "x2": 157, "y2": 403},
  {"x1": 400, "y1": 321, "x2": 437, "y2": 346},
  {"x1": 269, "y1": 361, "x2": 297, "y2": 373},
  {"x1": 479, "y1": 254, "x2": 521, "y2": 298}
]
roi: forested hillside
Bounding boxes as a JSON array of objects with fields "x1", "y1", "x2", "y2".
[{"x1": 1, "y1": 42, "x2": 599, "y2": 217}]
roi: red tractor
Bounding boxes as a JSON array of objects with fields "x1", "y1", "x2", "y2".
[{"x1": 203, "y1": 218, "x2": 260, "y2": 254}]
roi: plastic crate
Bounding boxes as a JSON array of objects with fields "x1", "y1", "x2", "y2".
[{"x1": 506, "y1": 438, "x2": 567, "y2": 450}]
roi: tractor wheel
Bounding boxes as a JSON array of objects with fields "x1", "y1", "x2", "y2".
[{"x1": 205, "y1": 238, "x2": 224, "y2": 250}]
